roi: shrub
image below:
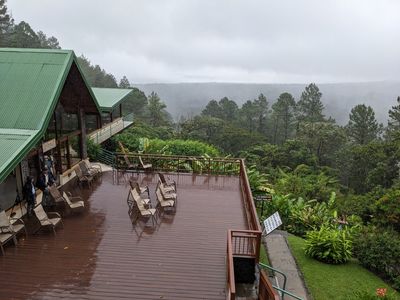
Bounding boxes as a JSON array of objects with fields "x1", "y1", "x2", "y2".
[
  {"x1": 354, "y1": 227, "x2": 400, "y2": 290},
  {"x1": 374, "y1": 189, "x2": 400, "y2": 231},
  {"x1": 345, "y1": 289, "x2": 399, "y2": 300},
  {"x1": 304, "y1": 225, "x2": 353, "y2": 264},
  {"x1": 146, "y1": 139, "x2": 220, "y2": 157},
  {"x1": 87, "y1": 139, "x2": 101, "y2": 161}
]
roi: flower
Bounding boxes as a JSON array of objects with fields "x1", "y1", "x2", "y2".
[{"x1": 376, "y1": 288, "x2": 387, "y2": 298}]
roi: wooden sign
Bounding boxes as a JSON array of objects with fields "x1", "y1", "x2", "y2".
[
  {"x1": 42, "y1": 139, "x2": 56, "y2": 153},
  {"x1": 263, "y1": 211, "x2": 282, "y2": 235}
]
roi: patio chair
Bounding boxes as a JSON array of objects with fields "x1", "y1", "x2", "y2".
[
  {"x1": 156, "y1": 186, "x2": 176, "y2": 213},
  {"x1": 139, "y1": 156, "x2": 152, "y2": 171},
  {"x1": 118, "y1": 141, "x2": 136, "y2": 170},
  {"x1": 75, "y1": 165, "x2": 93, "y2": 187},
  {"x1": 84, "y1": 159, "x2": 102, "y2": 177},
  {"x1": 0, "y1": 231, "x2": 16, "y2": 255},
  {"x1": 158, "y1": 177, "x2": 176, "y2": 193},
  {"x1": 129, "y1": 179, "x2": 150, "y2": 198},
  {"x1": 158, "y1": 180, "x2": 177, "y2": 201},
  {"x1": 0, "y1": 211, "x2": 24, "y2": 255},
  {"x1": 158, "y1": 173, "x2": 176, "y2": 192},
  {"x1": 49, "y1": 185, "x2": 64, "y2": 204},
  {"x1": 79, "y1": 161, "x2": 100, "y2": 179},
  {"x1": 0, "y1": 210, "x2": 27, "y2": 238},
  {"x1": 129, "y1": 188, "x2": 158, "y2": 226},
  {"x1": 127, "y1": 188, "x2": 151, "y2": 214},
  {"x1": 33, "y1": 204, "x2": 63, "y2": 235},
  {"x1": 63, "y1": 192, "x2": 85, "y2": 213}
]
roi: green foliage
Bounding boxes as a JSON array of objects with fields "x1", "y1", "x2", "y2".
[
  {"x1": 147, "y1": 91, "x2": 171, "y2": 127},
  {"x1": 87, "y1": 139, "x2": 101, "y2": 161},
  {"x1": 146, "y1": 139, "x2": 219, "y2": 157},
  {"x1": 304, "y1": 225, "x2": 353, "y2": 264},
  {"x1": 246, "y1": 165, "x2": 272, "y2": 194},
  {"x1": 77, "y1": 55, "x2": 118, "y2": 88},
  {"x1": 347, "y1": 104, "x2": 382, "y2": 145},
  {"x1": 353, "y1": 226, "x2": 400, "y2": 289},
  {"x1": 297, "y1": 83, "x2": 324, "y2": 123},
  {"x1": 345, "y1": 289, "x2": 400, "y2": 300},
  {"x1": 274, "y1": 165, "x2": 339, "y2": 202},
  {"x1": 374, "y1": 189, "x2": 400, "y2": 231},
  {"x1": 288, "y1": 235, "x2": 400, "y2": 300},
  {"x1": 270, "y1": 92, "x2": 296, "y2": 144}
]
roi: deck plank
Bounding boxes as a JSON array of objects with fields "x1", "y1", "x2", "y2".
[{"x1": 0, "y1": 172, "x2": 248, "y2": 299}]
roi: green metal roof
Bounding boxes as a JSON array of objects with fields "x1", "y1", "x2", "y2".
[
  {"x1": 91, "y1": 87, "x2": 133, "y2": 112},
  {"x1": 0, "y1": 48, "x2": 100, "y2": 182}
]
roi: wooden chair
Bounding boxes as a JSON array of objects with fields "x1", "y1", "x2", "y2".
[
  {"x1": 127, "y1": 188, "x2": 151, "y2": 214},
  {"x1": 118, "y1": 141, "x2": 136, "y2": 170},
  {"x1": 49, "y1": 185, "x2": 64, "y2": 204},
  {"x1": 139, "y1": 156, "x2": 152, "y2": 171},
  {"x1": 0, "y1": 211, "x2": 24, "y2": 255},
  {"x1": 0, "y1": 210, "x2": 27, "y2": 238},
  {"x1": 33, "y1": 204, "x2": 63, "y2": 235},
  {"x1": 79, "y1": 161, "x2": 100, "y2": 179},
  {"x1": 63, "y1": 192, "x2": 85, "y2": 213},
  {"x1": 129, "y1": 188, "x2": 158, "y2": 226},
  {"x1": 156, "y1": 186, "x2": 176, "y2": 213},
  {"x1": 129, "y1": 179, "x2": 150, "y2": 198},
  {"x1": 84, "y1": 159, "x2": 102, "y2": 177},
  {"x1": 75, "y1": 165, "x2": 93, "y2": 187},
  {"x1": 158, "y1": 173, "x2": 176, "y2": 190},
  {"x1": 158, "y1": 179, "x2": 177, "y2": 202}
]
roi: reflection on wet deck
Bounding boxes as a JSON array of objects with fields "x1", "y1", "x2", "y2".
[{"x1": 0, "y1": 172, "x2": 248, "y2": 299}]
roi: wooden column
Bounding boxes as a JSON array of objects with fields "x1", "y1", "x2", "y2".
[{"x1": 78, "y1": 108, "x2": 88, "y2": 159}]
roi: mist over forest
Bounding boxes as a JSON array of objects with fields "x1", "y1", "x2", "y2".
[{"x1": 134, "y1": 81, "x2": 400, "y2": 124}]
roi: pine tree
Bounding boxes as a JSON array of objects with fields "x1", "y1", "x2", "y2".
[
  {"x1": 0, "y1": 0, "x2": 12, "y2": 47},
  {"x1": 297, "y1": 83, "x2": 324, "y2": 124},
  {"x1": 271, "y1": 92, "x2": 296, "y2": 144},
  {"x1": 347, "y1": 104, "x2": 381, "y2": 144},
  {"x1": 387, "y1": 96, "x2": 400, "y2": 141},
  {"x1": 119, "y1": 76, "x2": 131, "y2": 88}
]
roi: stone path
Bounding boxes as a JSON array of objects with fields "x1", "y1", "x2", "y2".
[{"x1": 263, "y1": 231, "x2": 310, "y2": 300}]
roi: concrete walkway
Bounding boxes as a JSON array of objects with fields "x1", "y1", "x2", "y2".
[{"x1": 263, "y1": 231, "x2": 310, "y2": 300}]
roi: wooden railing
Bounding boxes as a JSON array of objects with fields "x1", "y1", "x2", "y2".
[
  {"x1": 239, "y1": 159, "x2": 261, "y2": 231},
  {"x1": 226, "y1": 230, "x2": 262, "y2": 300},
  {"x1": 115, "y1": 153, "x2": 242, "y2": 175}
]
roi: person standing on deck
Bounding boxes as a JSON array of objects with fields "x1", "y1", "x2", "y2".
[
  {"x1": 36, "y1": 167, "x2": 55, "y2": 207},
  {"x1": 23, "y1": 176, "x2": 36, "y2": 216}
]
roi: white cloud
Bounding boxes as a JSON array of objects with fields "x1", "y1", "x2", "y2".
[{"x1": 7, "y1": 0, "x2": 400, "y2": 83}]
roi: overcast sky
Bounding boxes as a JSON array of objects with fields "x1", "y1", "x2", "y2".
[{"x1": 7, "y1": 0, "x2": 400, "y2": 84}]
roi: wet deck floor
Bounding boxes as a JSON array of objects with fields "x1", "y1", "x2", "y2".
[{"x1": 0, "y1": 172, "x2": 248, "y2": 299}]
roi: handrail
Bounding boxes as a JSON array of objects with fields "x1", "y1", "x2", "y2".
[
  {"x1": 259, "y1": 263, "x2": 304, "y2": 300},
  {"x1": 115, "y1": 152, "x2": 241, "y2": 162},
  {"x1": 239, "y1": 159, "x2": 261, "y2": 231},
  {"x1": 259, "y1": 263, "x2": 288, "y2": 294},
  {"x1": 227, "y1": 230, "x2": 236, "y2": 300}
]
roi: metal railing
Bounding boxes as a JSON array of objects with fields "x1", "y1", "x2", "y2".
[
  {"x1": 259, "y1": 263, "x2": 304, "y2": 300},
  {"x1": 88, "y1": 113, "x2": 134, "y2": 144},
  {"x1": 115, "y1": 152, "x2": 242, "y2": 175}
]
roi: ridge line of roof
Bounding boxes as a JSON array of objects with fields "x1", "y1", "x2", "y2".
[{"x1": 0, "y1": 47, "x2": 73, "y2": 54}]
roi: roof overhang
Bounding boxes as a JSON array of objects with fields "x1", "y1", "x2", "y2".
[{"x1": 91, "y1": 87, "x2": 134, "y2": 112}]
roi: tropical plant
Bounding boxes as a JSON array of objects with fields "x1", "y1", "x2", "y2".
[{"x1": 304, "y1": 224, "x2": 353, "y2": 264}]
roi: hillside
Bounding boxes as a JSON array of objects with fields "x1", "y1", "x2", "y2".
[{"x1": 133, "y1": 82, "x2": 400, "y2": 124}]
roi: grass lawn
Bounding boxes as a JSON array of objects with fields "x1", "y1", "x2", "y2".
[{"x1": 287, "y1": 235, "x2": 400, "y2": 300}]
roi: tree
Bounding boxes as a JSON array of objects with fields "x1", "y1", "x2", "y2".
[
  {"x1": 0, "y1": 0, "x2": 12, "y2": 47},
  {"x1": 37, "y1": 31, "x2": 61, "y2": 49},
  {"x1": 347, "y1": 104, "x2": 381, "y2": 145},
  {"x1": 271, "y1": 92, "x2": 296, "y2": 144},
  {"x1": 297, "y1": 83, "x2": 324, "y2": 124},
  {"x1": 254, "y1": 93, "x2": 269, "y2": 134},
  {"x1": 147, "y1": 92, "x2": 170, "y2": 127},
  {"x1": 202, "y1": 100, "x2": 223, "y2": 119},
  {"x1": 219, "y1": 97, "x2": 238, "y2": 121},
  {"x1": 240, "y1": 100, "x2": 258, "y2": 133},
  {"x1": 387, "y1": 96, "x2": 400, "y2": 141},
  {"x1": 119, "y1": 76, "x2": 131, "y2": 88},
  {"x1": 77, "y1": 55, "x2": 118, "y2": 88},
  {"x1": 8, "y1": 21, "x2": 40, "y2": 48},
  {"x1": 122, "y1": 87, "x2": 148, "y2": 119}
]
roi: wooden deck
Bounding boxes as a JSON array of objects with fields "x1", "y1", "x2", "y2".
[{"x1": 0, "y1": 172, "x2": 248, "y2": 299}]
